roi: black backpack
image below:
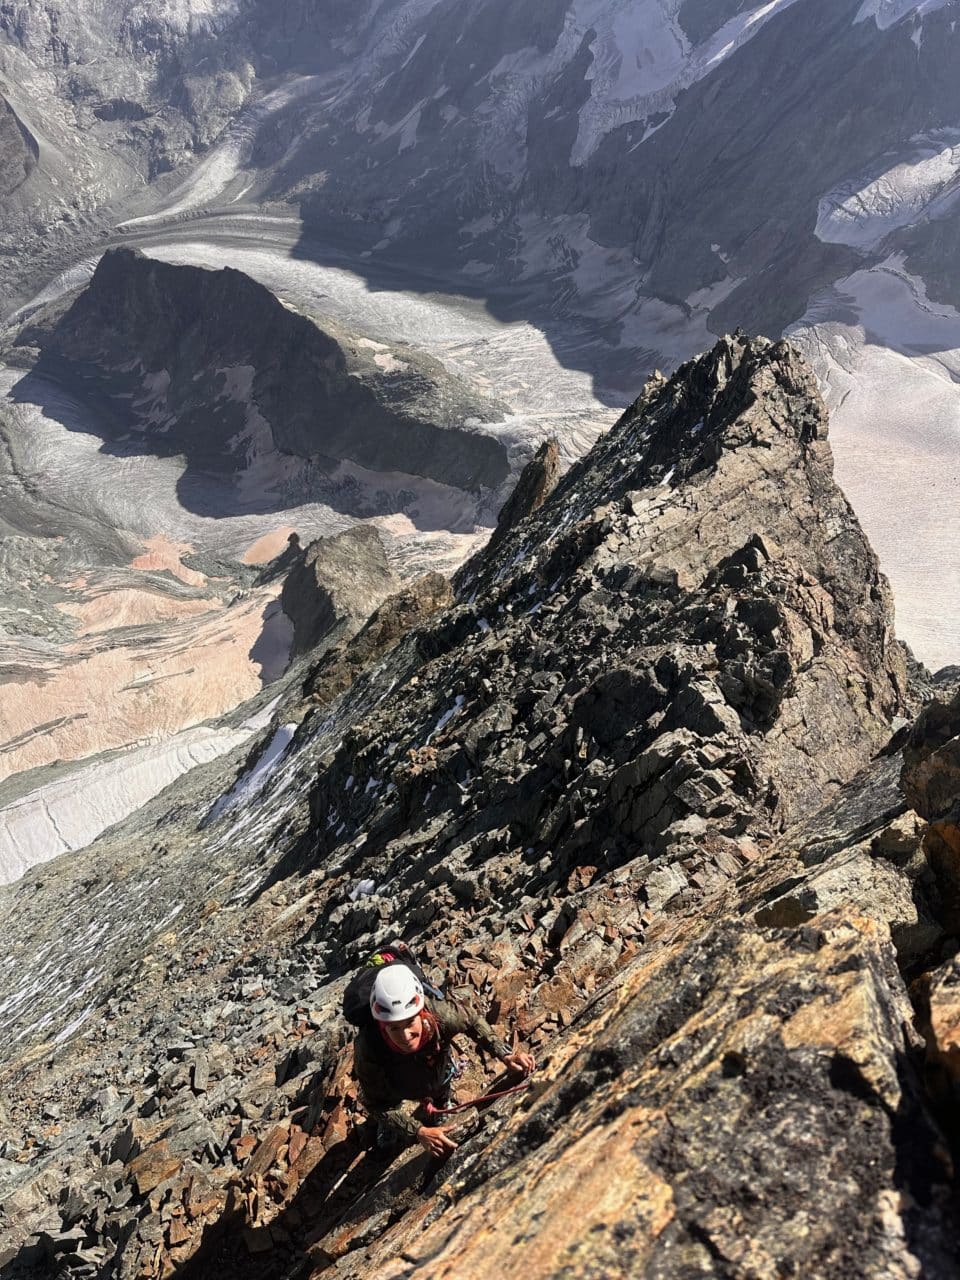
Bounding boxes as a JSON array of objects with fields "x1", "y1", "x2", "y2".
[{"x1": 342, "y1": 941, "x2": 443, "y2": 1027}]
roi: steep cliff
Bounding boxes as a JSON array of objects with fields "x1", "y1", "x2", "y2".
[
  {"x1": 281, "y1": 526, "x2": 398, "y2": 658},
  {"x1": 0, "y1": 335, "x2": 956, "y2": 1280}
]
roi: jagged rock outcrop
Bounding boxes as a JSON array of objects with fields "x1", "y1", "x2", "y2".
[
  {"x1": 470, "y1": 437, "x2": 561, "y2": 563},
  {"x1": 915, "y1": 952, "x2": 960, "y2": 1116},
  {"x1": 741, "y1": 754, "x2": 942, "y2": 969},
  {"x1": 0, "y1": 94, "x2": 37, "y2": 197},
  {"x1": 8, "y1": 248, "x2": 510, "y2": 493},
  {"x1": 901, "y1": 689, "x2": 960, "y2": 934},
  {"x1": 304, "y1": 335, "x2": 906, "y2": 963},
  {"x1": 0, "y1": 335, "x2": 956, "y2": 1280},
  {"x1": 303, "y1": 572, "x2": 453, "y2": 709},
  {"x1": 280, "y1": 526, "x2": 397, "y2": 657},
  {"x1": 902, "y1": 689, "x2": 960, "y2": 839}
]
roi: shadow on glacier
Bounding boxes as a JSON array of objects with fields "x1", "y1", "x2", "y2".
[
  {"x1": 250, "y1": 599, "x2": 294, "y2": 686},
  {"x1": 4, "y1": 367, "x2": 485, "y2": 533},
  {"x1": 285, "y1": 217, "x2": 650, "y2": 407}
]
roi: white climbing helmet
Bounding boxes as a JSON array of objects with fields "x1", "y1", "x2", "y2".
[{"x1": 369, "y1": 965, "x2": 425, "y2": 1023}]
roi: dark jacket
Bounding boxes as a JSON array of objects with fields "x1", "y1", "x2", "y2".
[{"x1": 354, "y1": 996, "x2": 510, "y2": 1138}]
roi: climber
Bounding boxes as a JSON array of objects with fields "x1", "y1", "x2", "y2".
[{"x1": 354, "y1": 964, "x2": 535, "y2": 1158}]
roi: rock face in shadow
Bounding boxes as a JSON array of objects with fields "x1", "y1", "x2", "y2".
[
  {"x1": 901, "y1": 690, "x2": 960, "y2": 933},
  {"x1": 466, "y1": 437, "x2": 561, "y2": 566},
  {"x1": 902, "y1": 689, "x2": 960, "y2": 836},
  {"x1": 269, "y1": 0, "x2": 960, "y2": 332},
  {"x1": 1, "y1": 335, "x2": 957, "y2": 1280},
  {"x1": 9, "y1": 247, "x2": 510, "y2": 493},
  {"x1": 0, "y1": 95, "x2": 37, "y2": 198},
  {"x1": 280, "y1": 526, "x2": 398, "y2": 657}
]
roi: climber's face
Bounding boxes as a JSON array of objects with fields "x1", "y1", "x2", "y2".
[{"x1": 384, "y1": 1013, "x2": 425, "y2": 1053}]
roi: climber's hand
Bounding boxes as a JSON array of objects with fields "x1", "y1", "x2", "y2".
[
  {"x1": 502, "y1": 1050, "x2": 536, "y2": 1076},
  {"x1": 417, "y1": 1125, "x2": 458, "y2": 1158}
]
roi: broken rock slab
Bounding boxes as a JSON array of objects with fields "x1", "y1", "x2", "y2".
[{"x1": 320, "y1": 910, "x2": 956, "y2": 1279}]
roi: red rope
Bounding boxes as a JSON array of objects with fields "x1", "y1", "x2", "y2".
[{"x1": 423, "y1": 1077, "x2": 533, "y2": 1116}]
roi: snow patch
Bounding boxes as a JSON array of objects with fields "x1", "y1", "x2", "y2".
[
  {"x1": 428, "y1": 694, "x2": 465, "y2": 741},
  {"x1": 348, "y1": 879, "x2": 378, "y2": 900},
  {"x1": 570, "y1": 0, "x2": 805, "y2": 164},
  {"x1": 373, "y1": 352, "x2": 409, "y2": 373},
  {"x1": 855, "y1": 0, "x2": 951, "y2": 28},
  {"x1": 206, "y1": 721, "x2": 298, "y2": 822},
  {"x1": 816, "y1": 139, "x2": 960, "y2": 250}
]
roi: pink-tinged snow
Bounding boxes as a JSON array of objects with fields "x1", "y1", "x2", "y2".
[
  {"x1": 242, "y1": 525, "x2": 299, "y2": 564},
  {"x1": 0, "y1": 583, "x2": 288, "y2": 783},
  {"x1": 130, "y1": 534, "x2": 206, "y2": 586},
  {"x1": 816, "y1": 138, "x2": 960, "y2": 251},
  {"x1": 789, "y1": 256, "x2": 960, "y2": 672}
]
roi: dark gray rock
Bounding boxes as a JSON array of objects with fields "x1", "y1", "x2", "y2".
[
  {"x1": 0, "y1": 94, "x2": 37, "y2": 199},
  {"x1": 280, "y1": 525, "x2": 398, "y2": 658},
  {"x1": 9, "y1": 248, "x2": 510, "y2": 498},
  {"x1": 463, "y1": 437, "x2": 562, "y2": 571}
]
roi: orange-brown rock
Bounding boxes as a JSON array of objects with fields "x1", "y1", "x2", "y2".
[
  {"x1": 1, "y1": 335, "x2": 953, "y2": 1280},
  {"x1": 305, "y1": 911, "x2": 955, "y2": 1279},
  {"x1": 916, "y1": 955, "x2": 960, "y2": 1101},
  {"x1": 184, "y1": 1169, "x2": 226, "y2": 1221},
  {"x1": 127, "y1": 1142, "x2": 182, "y2": 1197},
  {"x1": 244, "y1": 1124, "x2": 290, "y2": 1181}
]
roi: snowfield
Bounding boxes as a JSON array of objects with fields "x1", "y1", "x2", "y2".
[
  {"x1": 570, "y1": 0, "x2": 806, "y2": 164},
  {"x1": 856, "y1": 0, "x2": 952, "y2": 29},
  {"x1": 816, "y1": 138, "x2": 960, "y2": 251},
  {"x1": 0, "y1": 701, "x2": 278, "y2": 886},
  {"x1": 790, "y1": 256, "x2": 960, "y2": 672}
]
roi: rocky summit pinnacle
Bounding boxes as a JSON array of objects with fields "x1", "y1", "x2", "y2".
[
  {"x1": 280, "y1": 526, "x2": 398, "y2": 658},
  {"x1": 0, "y1": 335, "x2": 957, "y2": 1279}
]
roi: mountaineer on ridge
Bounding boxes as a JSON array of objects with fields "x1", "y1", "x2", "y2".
[{"x1": 351, "y1": 960, "x2": 535, "y2": 1159}]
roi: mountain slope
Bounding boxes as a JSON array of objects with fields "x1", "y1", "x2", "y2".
[
  {"x1": 2, "y1": 335, "x2": 957, "y2": 1278},
  {"x1": 3, "y1": 1, "x2": 960, "y2": 673}
]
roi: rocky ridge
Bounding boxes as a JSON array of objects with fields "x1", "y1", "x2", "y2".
[{"x1": 0, "y1": 335, "x2": 958, "y2": 1277}]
